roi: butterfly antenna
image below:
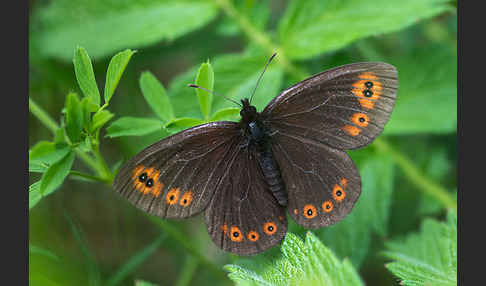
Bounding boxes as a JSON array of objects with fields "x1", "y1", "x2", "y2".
[
  {"x1": 187, "y1": 84, "x2": 242, "y2": 107},
  {"x1": 249, "y1": 53, "x2": 277, "y2": 104}
]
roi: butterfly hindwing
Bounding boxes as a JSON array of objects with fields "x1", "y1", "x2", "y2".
[
  {"x1": 205, "y1": 142, "x2": 287, "y2": 255},
  {"x1": 263, "y1": 62, "x2": 398, "y2": 150},
  {"x1": 270, "y1": 133, "x2": 361, "y2": 228},
  {"x1": 113, "y1": 122, "x2": 240, "y2": 219}
]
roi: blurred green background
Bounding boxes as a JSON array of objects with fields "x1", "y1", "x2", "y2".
[{"x1": 29, "y1": 0, "x2": 457, "y2": 285}]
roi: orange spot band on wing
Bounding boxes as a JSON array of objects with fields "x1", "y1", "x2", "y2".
[
  {"x1": 230, "y1": 226, "x2": 243, "y2": 242},
  {"x1": 351, "y1": 113, "x2": 369, "y2": 127},
  {"x1": 248, "y1": 231, "x2": 260, "y2": 242},
  {"x1": 322, "y1": 201, "x2": 334, "y2": 213},
  {"x1": 166, "y1": 188, "x2": 180, "y2": 205},
  {"x1": 263, "y1": 222, "x2": 277, "y2": 235},
  {"x1": 179, "y1": 190, "x2": 193, "y2": 207},
  {"x1": 343, "y1": 125, "x2": 361, "y2": 136},
  {"x1": 303, "y1": 204, "x2": 317, "y2": 219},
  {"x1": 351, "y1": 72, "x2": 383, "y2": 110},
  {"x1": 340, "y1": 178, "x2": 348, "y2": 188},
  {"x1": 332, "y1": 184, "x2": 346, "y2": 203}
]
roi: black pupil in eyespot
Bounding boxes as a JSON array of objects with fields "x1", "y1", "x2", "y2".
[
  {"x1": 169, "y1": 195, "x2": 174, "y2": 201},
  {"x1": 307, "y1": 209, "x2": 313, "y2": 216},
  {"x1": 326, "y1": 204, "x2": 330, "y2": 209},
  {"x1": 363, "y1": 90, "x2": 373, "y2": 97},
  {"x1": 146, "y1": 178, "x2": 153, "y2": 187},
  {"x1": 251, "y1": 235, "x2": 256, "y2": 238},
  {"x1": 365, "y1": 81, "x2": 373, "y2": 88},
  {"x1": 268, "y1": 226, "x2": 274, "y2": 231},
  {"x1": 183, "y1": 199, "x2": 187, "y2": 204},
  {"x1": 336, "y1": 190, "x2": 342, "y2": 196},
  {"x1": 139, "y1": 173, "x2": 147, "y2": 182},
  {"x1": 233, "y1": 232, "x2": 239, "y2": 237},
  {"x1": 359, "y1": 117, "x2": 365, "y2": 123}
]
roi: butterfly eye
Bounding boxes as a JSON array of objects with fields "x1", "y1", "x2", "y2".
[
  {"x1": 303, "y1": 204, "x2": 317, "y2": 219},
  {"x1": 322, "y1": 201, "x2": 334, "y2": 213}
]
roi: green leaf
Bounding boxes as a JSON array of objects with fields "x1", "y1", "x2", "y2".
[
  {"x1": 104, "y1": 49, "x2": 135, "y2": 105},
  {"x1": 139, "y1": 71, "x2": 174, "y2": 122},
  {"x1": 90, "y1": 109, "x2": 114, "y2": 132},
  {"x1": 65, "y1": 92, "x2": 84, "y2": 143},
  {"x1": 165, "y1": 117, "x2": 204, "y2": 134},
  {"x1": 64, "y1": 213, "x2": 101, "y2": 286},
  {"x1": 225, "y1": 232, "x2": 364, "y2": 286},
  {"x1": 383, "y1": 44, "x2": 457, "y2": 135},
  {"x1": 278, "y1": 0, "x2": 453, "y2": 60},
  {"x1": 29, "y1": 244, "x2": 60, "y2": 261},
  {"x1": 315, "y1": 152, "x2": 395, "y2": 267},
  {"x1": 383, "y1": 211, "x2": 457, "y2": 286},
  {"x1": 29, "y1": 141, "x2": 71, "y2": 172},
  {"x1": 29, "y1": 181, "x2": 42, "y2": 209},
  {"x1": 106, "y1": 234, "x2": 165, "y2": 286},
  {"x1": 32, "y1": 1, "x2": 218, "y2": 60},
  {"x1": 39, "y1": 151, "x2": 75, "y2": 196},
  {"x1": 135, "y1": 280, "x2": 159, "y2": 286},
  {"x1": 195, "y1": 60, "x2": 215, "y2": 121},
  {"x1": 210, "y1": 107, "x2": 241, "y2": 122},
  {"x1": 106, "y1": 117, "x2": 162, "y2": 138},
  {"x1": 73, "y1": 46, "x2": 100, "y2": 107},
  {"x1": 169, "y1": 52, "x2": 283, "y2": 118}
]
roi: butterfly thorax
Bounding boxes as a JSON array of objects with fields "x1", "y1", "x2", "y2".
[
  {"x1": 240, "y1": 98, "x2": 266, "y2": 144},
  {"x1": 239, "y1": 98, "x2": 288, "y2": 206}
]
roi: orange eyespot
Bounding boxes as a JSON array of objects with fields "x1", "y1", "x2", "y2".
[
  {"x1": 230, "y1": 226, "x2": 243, "y2": 242},
  {"x1": 263, "y1": 222, "x2": 277, "y2": 235},
  {"x1": 322, "y1": 201, "x2": 334, "y2": 213},
  {"x1": 342, "y1": 125, "x2": 361, "y2": 136},
  {"x1": 340, "y1": 178, "x2": 348, "y2": 188},
  {"x1": 179, "y1": 190, "x2": 193, "y2": 207},
  {"x1": 303, "y1": 204, "x2": 317, "y2": 219},
  {"x1": 351, "y1": 72, "x2": 383, "y2": 110},
  {"x1": 351, "y1": 113, "x2": 369, "y2": 127},
  {"x1": 166, "y1": 188, "x2": 180, "y2": 205},
  {"x1": 332, "y1": 185, "x2": 346, "y2": 203},
  {"x1": 221, "y1": 224, "x2": 228, "y2": 236},
  {"x1": 279, "y1": 215, "x2": 284, "y2": 222},
  {"x1": 293, "y1": 209, "x2": 299, "y2": 215},
  {"x1": 247, "y1": 231, "x2": 260, "y2": 242}
]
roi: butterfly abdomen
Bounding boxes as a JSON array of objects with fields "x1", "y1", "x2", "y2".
[{"x1": 257, "y1": 149, "x2": 287, "y2": 206}]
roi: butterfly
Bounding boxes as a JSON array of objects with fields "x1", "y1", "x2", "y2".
[{"x1": 113, "y1": 54, "x2": 398, "y2": 255}]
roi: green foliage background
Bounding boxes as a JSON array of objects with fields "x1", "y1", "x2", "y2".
[{"x1": 29, "y1": 0, "x2": 457, "y2": 285}]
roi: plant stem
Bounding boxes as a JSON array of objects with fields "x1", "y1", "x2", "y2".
[
  {"x1": 29, "y1": 97, "x2": 59, "y2": 133},
  {"x1": 213, "y1": 0, "x2": 310, "y2": 80},
  {"x1": 69, "y1": 170, "x2": 111, "y2": 184},
  {"x1": 373, "y1": 138, "x2": 457, "y2": 212},
  {"x1": 29, "y1": 97, "x2": 104, "y2": 179},
  {"x1": 175, "y1": 256, "x2": 199, "y2": 286},
  {"x1": 149, "y1": 217, "x2": 228, "y2": 279}
]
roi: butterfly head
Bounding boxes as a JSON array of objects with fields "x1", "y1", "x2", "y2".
[{"x1": 240, "y1": 98, "x2": 258, "y2": 123}]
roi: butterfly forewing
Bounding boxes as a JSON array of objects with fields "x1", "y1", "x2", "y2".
[
  {"x1": 113, "y1": 122, "x2": 240, "y2": 219},
  {"x1": 263, "y1": 62, "x2": 398, "y2": 150},
  {"x1": 205, "y1": 143, "x2": 287, "y2": 255},
  {"x1": 271, "y1": 133, "x2": 361, "y2": 228}
]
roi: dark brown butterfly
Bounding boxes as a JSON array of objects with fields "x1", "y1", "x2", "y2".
[{"x1": 113, "y1": 55, "x2": 398, "y2": 255}]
